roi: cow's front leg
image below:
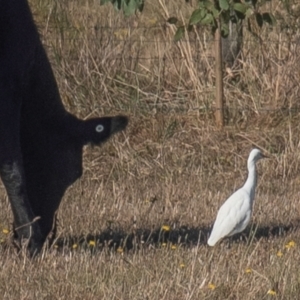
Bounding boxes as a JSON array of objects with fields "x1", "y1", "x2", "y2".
[
  {"x1": 0, "y1": 161, "x2": 44, "y2": 255},
  {"x1": 0, "y1": 98, "x2": 43, "y2": 256}
]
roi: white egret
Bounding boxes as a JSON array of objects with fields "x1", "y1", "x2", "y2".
[{"x1": 207, "y1": 148, "x2": 266, "y2": 246}]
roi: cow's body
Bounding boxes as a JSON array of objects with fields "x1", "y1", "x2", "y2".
[{"x1": 0, "y1": 0, "x2": 128, "y2": 255}]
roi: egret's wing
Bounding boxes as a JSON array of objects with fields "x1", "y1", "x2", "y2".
[{"x1": 208, "y1": 189, "x2": 251, "y2": 246}]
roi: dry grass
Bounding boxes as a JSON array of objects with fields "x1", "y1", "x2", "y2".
[{"x1": 1, "y1": 0, "x2": 300, "y2": 298}]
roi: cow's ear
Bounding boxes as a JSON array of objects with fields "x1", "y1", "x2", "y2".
[
  {"x1": 80, "y1": 115, "x2": 128, "y2": 146},
  {"x1": 109, "y1": 115, "x2": 128, "y2": 134}
]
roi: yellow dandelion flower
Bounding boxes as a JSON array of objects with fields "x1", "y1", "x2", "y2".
[
  {"x1": 89, "y1": 240, "x2": 96, "y2": 247},
  {"x1": 208, "y1": 283, "x2": 216, "y2": 290},
  {"x1": 171, "y1": 244, "x2": 177, "y2": 250},
  {"x1": 2, "y1": 229, "x2": 9, "y2": 234},
  {"x1": 245, "y1": 268, "x2": 252, "y2": 274},
  {"x1": 267, "y1": 289, "x2": 276, "y2": 295},
  {"x1": 117, "y1": 247, "x2": 123, "y2": 253},
  {"x1": 276, "y1": 250, "x2": 283, "y2": 257},
  {"x1": 285, "y1": 240, "x2": 296, "y2": 249},
  {"x1": 179, "y1": 263, "x2": 185, "y2": 268},
  {"x1": 161, "y1": 225, "x2": 170, "y2": 231},
  {"x1": 147, "y1": 18, "x2": 158, "y2": 25},
  {"x1": 113, "y1": 29, "x2": 128, "y2": 39},
  {"x1": 72, "y1": 244, "x2": 78, "y2": 249},
  {"x1": 161, "y1": 243, "x2": 167, "y2": 247}
]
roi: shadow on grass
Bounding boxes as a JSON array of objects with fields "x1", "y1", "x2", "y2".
[
  {"x1": 52, "y1": 219, "x2": 300, "y2": 253},
  {"x1": 232, "y1": 220, "x2": 300, "y2": 243},
  {"x1": 54, "y1": 225, "x2": 211, "y2": 252}
]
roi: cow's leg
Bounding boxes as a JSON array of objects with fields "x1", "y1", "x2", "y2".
[{"x1": 0, "y1": 96, "x2": 43, "y2": 256}]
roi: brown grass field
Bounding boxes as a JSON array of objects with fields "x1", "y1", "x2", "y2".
[{"x1": 1, "y1": 0, "x2": 300, "y2": 299}]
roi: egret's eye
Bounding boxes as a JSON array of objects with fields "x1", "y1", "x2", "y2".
[{"x1": 95, "y1": 124, "x2": 104, "y2": 132}]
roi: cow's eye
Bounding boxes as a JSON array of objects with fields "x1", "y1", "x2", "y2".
[{"x1": 95, "y1": 124, "x2": 104, "y2": 132}]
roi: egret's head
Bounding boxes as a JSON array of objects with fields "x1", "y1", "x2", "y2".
[{"x1": 248, "y1": 148, "x2": 267, "y2": 164}]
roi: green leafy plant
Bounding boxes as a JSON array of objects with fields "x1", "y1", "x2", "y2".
[{"x1": 173, "y1": 0, "x2": 276, "y2": 41}]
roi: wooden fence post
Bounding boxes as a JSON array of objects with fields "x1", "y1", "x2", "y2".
[{"x1": 215, "y1": 18, "x2": 224, "y2": 129}]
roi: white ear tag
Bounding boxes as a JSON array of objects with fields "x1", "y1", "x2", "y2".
[{"x1": 95, "y1": 124, "x2": 104, "y2": 133}]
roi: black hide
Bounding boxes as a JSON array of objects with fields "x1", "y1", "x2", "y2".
[{"x1": 0, "y1": 0, "x2": 128, "y2": 255}]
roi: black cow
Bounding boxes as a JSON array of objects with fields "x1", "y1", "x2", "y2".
[{"x1": 0, "y1": 0, "x2": 128, "y2": 256}]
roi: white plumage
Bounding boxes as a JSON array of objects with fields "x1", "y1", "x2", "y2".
[{"x1": 207, "y1": 148, "x2": 266, "y2": 246}]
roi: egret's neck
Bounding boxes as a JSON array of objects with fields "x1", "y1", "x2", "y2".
[{"x1": 244, "y1": 160, "x2": 257, "y2": 198}]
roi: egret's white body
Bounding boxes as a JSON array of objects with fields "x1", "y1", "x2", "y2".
[{"x1": 207, "y1": 149, "x2": 265, "y2": 246}]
